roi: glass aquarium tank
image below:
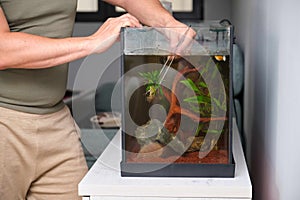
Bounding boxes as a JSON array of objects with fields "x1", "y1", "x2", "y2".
[{"x1": 120, "y1": 22, "x2": 235, "y2": 177}]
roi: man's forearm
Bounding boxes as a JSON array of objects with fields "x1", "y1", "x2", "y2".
[
  {"x1": 104, "y1": 0, "x2": 181, "y2": 27},
  {"x1": 0, "y1": 32, "x2": 93, "y2": 70}
]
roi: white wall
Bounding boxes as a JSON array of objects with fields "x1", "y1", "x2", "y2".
[{"x1": 232, "y1": 0, "x2": 300, "y2": 199}]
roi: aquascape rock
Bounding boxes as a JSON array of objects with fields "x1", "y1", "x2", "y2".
[{"x1": 135, "y1": 119, "x2": 216, "y2": 157}]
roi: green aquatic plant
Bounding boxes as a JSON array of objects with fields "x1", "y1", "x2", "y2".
[
  {"x1": 139, "y1": 70, "x2": 160, "y2": 85},
  {"x1": 178, "y1": 58, "x2": 228, "y2": 136},
  {"x1": 180, "y1": 78, "x2": 226, "y2": 115},
  {"x1": 139, "y1": 70, "x2": 163, "y2": 102}
]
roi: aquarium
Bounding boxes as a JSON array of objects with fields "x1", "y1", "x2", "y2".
[{"x1": 120, "y1": 22, "x2": 235, "y2": 177}]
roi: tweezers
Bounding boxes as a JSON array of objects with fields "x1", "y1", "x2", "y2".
[{"x1": 158, "y1": 25, "x2": 191, "y2": 85}]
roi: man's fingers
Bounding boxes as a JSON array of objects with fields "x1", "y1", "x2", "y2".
[
  {"x1": 168, "y1": 27, "x2": 196, "y2": 55},
  {"x1": 174, "y1": 33, "x2": 195, "y2": 55},
  {"x1": 119, "y1": 13, "x2": 142, "y2": 28}
]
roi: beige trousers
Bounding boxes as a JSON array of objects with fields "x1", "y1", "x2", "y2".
[{"x1": 0, "y1": 106, "x2": 88, "y2": 200}]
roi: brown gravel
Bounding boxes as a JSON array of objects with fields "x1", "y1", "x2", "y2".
[{"x1": 127, "y1": 149, "x2": 228, "y2": 164}]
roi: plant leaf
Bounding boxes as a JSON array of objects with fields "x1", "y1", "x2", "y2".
[
  {"x1": 198, "y1": 81, "x2": 208, "y2": 88},
  {"x1": 212, "y1": 98, "x2": 221, "y2": 107},
  {"x1": 207, "y1": 129, "x2": 222, "y2": 134},
  {"x1": 184, "y1": 95, "x2": 211, "y2": 104},
  {"x1": 180, "y1": 79, "x2": 200, "y2": 93}
]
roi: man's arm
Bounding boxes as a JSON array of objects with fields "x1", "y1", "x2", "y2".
[{"x1": 0, "y1": 7, "x2": 141, "y2": 70}]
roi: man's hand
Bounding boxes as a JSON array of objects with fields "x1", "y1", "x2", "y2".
[
  {"x1": 158, "y1": 22, "x2": 196, "y2": 56},
  {"x1": 88, "y1": 14, "x2": 142, "y2": 54},
  {"x1": 168, "y1": 25, "x2": 196, "y2": 56}
]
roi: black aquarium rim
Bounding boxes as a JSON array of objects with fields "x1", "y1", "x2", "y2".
[{"x1": 120, "y1": 158, "x2": 235, "y2": 178}]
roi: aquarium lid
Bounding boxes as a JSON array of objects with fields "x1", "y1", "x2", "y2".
[{"x1": 121, "y1": 23, "x2": 232, "y2": 56}]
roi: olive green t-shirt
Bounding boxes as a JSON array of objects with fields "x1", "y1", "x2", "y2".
[{"x1": 0, "y1": 0, "x2": 77, "y2": 114}]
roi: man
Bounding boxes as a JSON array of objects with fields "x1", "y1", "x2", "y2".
[{"x1": 0, "y1": 0, "x2": 195, "y2": 199}]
